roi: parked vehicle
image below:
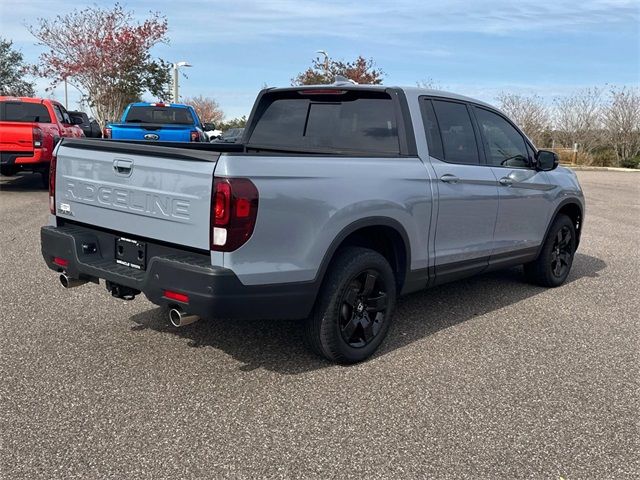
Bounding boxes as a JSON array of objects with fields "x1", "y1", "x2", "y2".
[
  {"x1": 41, "y1": 84, "x2": 585, "y2": 363},
  {"x1": 103, "y1": 102, "x2": 206, "y2": 142},
  {"x1": 0, "y1": 97, "x2": 84, "y2": 185},
  {"x1": 214, "y1": 127, "x2": 245, "y2": 143},
  {"x1": 69, "y1": 111, "x2": 102, "y2": 138},
  {"x1": 203, "y1": 122, "x2": 222, "y2": 141}
]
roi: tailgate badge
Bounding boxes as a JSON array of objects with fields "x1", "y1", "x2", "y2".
[{"x1": 144, "y1": 133, "x2": 159, "y2": 140}]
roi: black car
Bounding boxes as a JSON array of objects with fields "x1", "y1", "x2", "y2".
[{"x1": 69, "y1": 111, "x2": 102, "y2": 138}]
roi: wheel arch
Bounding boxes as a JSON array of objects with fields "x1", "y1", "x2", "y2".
[
  {"x1": 313, "y1": 217, "x2": 411, "y2": 295},
  {"x1": 538, "y1": 199, "x2": 584, "y2": 256}
]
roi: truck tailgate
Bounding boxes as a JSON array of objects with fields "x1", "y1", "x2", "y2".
[
  {"x1": 111, "y1": 123, "x2": 192, "y2": 142},
  {"x1": 54, "y1": 140, "x2": 217, "y2": 250},
  {"x1": 0, "y1": 121, "x2": 34, "y2": 152}
]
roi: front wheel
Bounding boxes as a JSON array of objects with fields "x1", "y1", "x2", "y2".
[
  {"x1": 524, "y1": 214, "x2": 576, "y2": 287},
  {"x1": 304, "y1": 247, "x2": 397, "y2": 364}
]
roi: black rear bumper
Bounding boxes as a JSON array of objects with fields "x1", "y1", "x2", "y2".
[{"x1": 41, "y1": 223, "x2": 317, "y2": 320}]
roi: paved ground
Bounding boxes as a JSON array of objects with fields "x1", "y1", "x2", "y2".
[{"x1": 1, "y1": 171, "x2": 638, "y2": 479}]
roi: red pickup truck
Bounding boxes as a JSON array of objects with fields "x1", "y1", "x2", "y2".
[{"x1": 0, "y1": 97, "x2": 84, "y2": 185}]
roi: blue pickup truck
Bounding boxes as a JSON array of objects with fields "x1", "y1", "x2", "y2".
[{"x1": 103, "y1": 102, "x2": 206, "y2": 142}]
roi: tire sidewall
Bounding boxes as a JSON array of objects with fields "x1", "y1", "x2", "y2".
[
  {"x1": 318, "y1": 249, "x2": 397, "y2": 363},
  {"x1": 540, "y1": 215, "x2": 576, "y2": 287}
]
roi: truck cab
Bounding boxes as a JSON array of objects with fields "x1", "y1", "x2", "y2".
[{"x1": 103, "y1": 102, "x2": 205, "y2": 143}]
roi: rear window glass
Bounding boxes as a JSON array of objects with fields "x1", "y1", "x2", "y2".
[
  {"x1": 125, "y1": 106, "x2": 194, "y2": 125},
  {"x1": 1, "y1": 102, "x2": 51, "y2": 123},
  {"x1": 248, "y1": 91, "x2": 400, "y2": 154}
]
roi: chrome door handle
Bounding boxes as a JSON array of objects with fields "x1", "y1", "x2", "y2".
[
  {"x1": 440, "y1": 174, "x2": 460, "y2": 184},
  {"x1": 499, "y1": 177, "x2": 513, "y2": 186}
]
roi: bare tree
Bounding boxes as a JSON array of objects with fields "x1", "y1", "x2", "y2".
[
  {"x1": 553, "y1": 87, "x2": 603, "y2": 153},
  {"x1": 496, "y1": 93, "x2": 551, "y2": 147},
  {"x1": 602, "y1": 86, "x2": 640, "y2": 165},
  {"x1": 184, "y1": 95, "x2": 225, "y2": 124},
  {"x1": 416, "y1": 78, "x2": 445, "y2": 90}
]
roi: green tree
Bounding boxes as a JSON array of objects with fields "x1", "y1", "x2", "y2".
[
  {"x1": 0, "y1": 38, "x2": 35, "y2": 96},
  {"x1": 218, "y1": 116, "x2": 247, "y2": 131},
  {"x1": 292, "y1": 55, "x2": 384, "y2": 85}
]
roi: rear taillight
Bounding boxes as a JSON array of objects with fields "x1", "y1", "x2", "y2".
[
  {"x1": 103, "y1": 127, "x2": 112, "y2": 139},
  {"x1": 32, "y1": 127, "x2": 43, "y2": 148},
  {"x1": 49, "y1": 153, "x2": 57, "y2": 214},
  {"x1": 190, "y1": 130, "x2": 200, "y2": 142},
  {"x1": 211, "y1": 177, "x2": 259, "y2": 252}
]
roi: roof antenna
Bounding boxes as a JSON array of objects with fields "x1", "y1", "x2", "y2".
[{"x1": 334, "y1": 75, "x2": 358, "y2": 85}]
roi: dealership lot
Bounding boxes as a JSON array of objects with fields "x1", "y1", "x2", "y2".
[{"x1": 1, "y1": 171, "x2": 638, "y2": 479}]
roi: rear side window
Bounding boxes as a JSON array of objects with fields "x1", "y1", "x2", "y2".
[
  {"x1": 419, "y1": 98, "x2": 444, "y2": 160},
  {"x1": 125, "y1": 106, "x2": 194, "y2": 125},
  {"x1": 248, "y1": 91, "x2": 400, "y2": 154},
  {"x1": 431, "y1": 100, "x2": 479, "y2": 165},
  {"x1": 0, "y1": 102, "x2": 51, "y2": 123}
]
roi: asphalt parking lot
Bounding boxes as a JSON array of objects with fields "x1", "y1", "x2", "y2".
[{"x1": 1, "y1": 170, "x2": 638, "y2": 479}]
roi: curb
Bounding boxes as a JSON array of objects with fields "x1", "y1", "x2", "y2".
[{"x1": 560, "y1": 164, "x2": 640, "y2": 172}]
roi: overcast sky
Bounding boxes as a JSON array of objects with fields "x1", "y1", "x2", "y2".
[{"x1": 1, "y1": 0, "x2": 638, "y2": 118}]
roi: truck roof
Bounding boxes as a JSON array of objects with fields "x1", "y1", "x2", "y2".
[
  {"x1": 127, "y1": 102, "x2": 191, "y2": 108},
  {"x1": 267, "y1": 84, "x2": 497, "y2": 110},
  {"x1": 0, "y1": 96, "x2": 60, "y2": 105}
]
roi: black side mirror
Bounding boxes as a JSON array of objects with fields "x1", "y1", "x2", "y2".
[
  {"x1": 536, "y1": 150, "x2": 559, "y2": 171},
  {"x1": 203, "y1": 122, "x2": 216, "y2": 131},
  {"x1": 71, "y1": 116, "x2": 84, "y2": 126}
]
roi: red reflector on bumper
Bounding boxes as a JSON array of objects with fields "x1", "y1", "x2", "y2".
[
  {"x1": 53, "y1": 257, "x2": 69, "y2": 267},
  {"x1": 164, "y1": 290, "x2": 189, "y2": 303}
]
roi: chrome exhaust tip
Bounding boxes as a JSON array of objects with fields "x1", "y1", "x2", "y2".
[
  {"x1": 169, "y1": 308, "x2": 200, "y2": 327},
  {"x1": 59, "y1": 273, "x2": 87, "y2": 289}
]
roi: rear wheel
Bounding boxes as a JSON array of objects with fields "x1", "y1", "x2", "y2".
[
  {"x1": 524, "y1": 214, "x2": 576, "y2": 287},
  {"x1": 40, "y1": 169, "x2": 50, "y2": 189},
  {"x1": 304, "y1": 247, "x2": 397, "y2": 364}
]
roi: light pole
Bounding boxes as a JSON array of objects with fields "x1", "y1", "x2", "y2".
[
  {"x1": 172, "y1": 61, "x2": 192, "y2": 103},
  {"x1": 64, "y1": 77, "x2": 68, "y2": 109},
  {"x1": 316, "y1": 50, "x2": 329, "y2": 78}
]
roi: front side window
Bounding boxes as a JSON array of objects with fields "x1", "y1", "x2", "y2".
[
  {"x1": 431, "y1": 100, "x2": 479, "y2": 165},
  {"x1": 475, "y1": 108, "x2": 529, "y2": 168}
]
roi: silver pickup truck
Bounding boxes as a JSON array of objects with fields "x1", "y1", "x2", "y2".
[{"x1": 41, "y1": 84, "x2": 585, "y2": 363}]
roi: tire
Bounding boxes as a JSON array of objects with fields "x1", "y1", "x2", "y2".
[
  {"x1": 40, "y1": 169, "x2": 50, "y2": 189},
  {"x1": 304, "y1": 246, "x2": 397, "y2": 364},
  {"x1": 524, "y1": 214, "x2": 576, "y2": 287}
]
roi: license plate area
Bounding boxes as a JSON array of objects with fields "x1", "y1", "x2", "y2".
[{"x1": 115, "y1": 237, "x2": 146, "y2": 270}]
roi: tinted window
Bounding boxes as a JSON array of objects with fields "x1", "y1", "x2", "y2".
[
  {"x1": 1, "y1": 102, "x2": 51, "y2": 123},
  {"x1": 58, "y1": 105, "x2": 72, "y2": 124},
  {"x1": 432, "y1": 100, "x2": 479, "y2": 165},
  {"x1": 249, "y1": 92, "x2": 400, "y2": 154},
  {"x1": 125, "y1": 106, "x2": 194, "y2": 125},
  {"x1": 475, "y1": 108, "x2": 529, "y2": 168},
  {"x1": 419, "y1": 98, "x2": 444, "y2": 160}
]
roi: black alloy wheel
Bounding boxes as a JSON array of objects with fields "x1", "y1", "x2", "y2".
[{"x1": 339, "y1": 269, "x2": 389, "y2": 348}]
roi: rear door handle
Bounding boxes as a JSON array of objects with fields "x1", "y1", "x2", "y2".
[
  {"x1": 440, "y1": 174, "x2": 460, "y2": 184},
  {"x1": 499, "y1": 177, "x2": 513, "y2": 186}
]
